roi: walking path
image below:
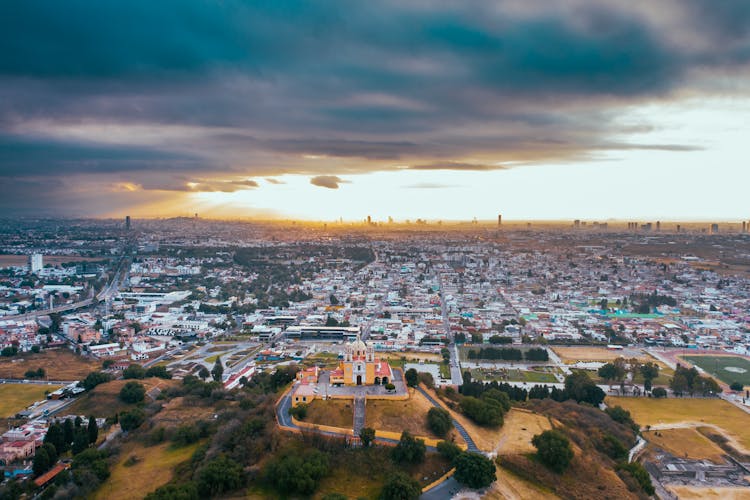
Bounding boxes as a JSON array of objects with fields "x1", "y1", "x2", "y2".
[
  {"x1": 417, "y1": 386, "x2": 479, "y2": 453},
  {"x1": 353, "y1": 395, "x2": 366, "y2": 435}
]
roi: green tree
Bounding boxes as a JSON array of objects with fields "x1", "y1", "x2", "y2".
[
  {"x1": 454, "y1": 452, "x2": 497, "y2": 488},
  {"x1": 196, "y1": 455, "x2": 245, "y2": 497},
  {"x1": 379, "y1": 472, "x2": 421, "y2": 500},
  {"x1": 598, "y1": 363, "x2": 618, "y2": 382},
  {"x1": 288, "y1": 403, "x2": 308, "y2": 420},
  {"x1": 198, "y1": 366, "x2": 210, "y2": 380},
  {"x1": 437, "y1": 440, "x2": 462, "y2": 462},
  {"x1": 87, "y1": 416, "x2": 99, "y2": 444},
  {"x1": 532, "y1": 430, "x2": 574, "y2": 473},
  {"x1": 359, "y1": 427, "x2": 376, "y2": 447},
  {"x1": 122, "y1": 364, "x2": 146, "y2": 379},
  {"x1": 426, "y1": 407, "x2": 453, "y2": 438},
  {"x1": 145, "y1": 365, "x2": 172, "y2": 379},
  {"x1": 264, "y1": 449, "x2": 329, "y2": 495},
  {"x1": 119, "y1": 381, "x2": 145, "y2": 403},
  {"x1": 81, "y1": 371, "x2": 113, "y2": 391},
  {"x1": 72, "y1": 428, "x2": 89, "y2": 455},
  {"x1": 460, "y1": 396, "x2": 504, "y2": 427},
  {"x1": 145, "y1": 483, "x2": 200, "y2": 500},
  {"x1": 404, "y1": 368, "x2": 418, "y2": 387},
  {"x1": 652, "y1": 387, "x2": 667, "y2": 398},
  {"x1": 730, "y1": 382, "x2": 744, "y2": 391},
  {"x1": 392, "y1": 431, "x2": 426, "y2": 464},
  {"x1": 44, "y1": 423, "x2": 66, "y2": 453},
  {"x1": 211, "y1": 357, "x2": 224, "y2": 382},
  {"x1": 119, "y1": 408, "x2": 146, "y2": 431},
  {"x1": 33, "y1": 445, "x2": 51, "y2": 476}
]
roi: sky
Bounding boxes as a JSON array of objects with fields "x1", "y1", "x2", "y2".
[{"x1": 1, "y1": 0, "x2": 749, "y2": 221}]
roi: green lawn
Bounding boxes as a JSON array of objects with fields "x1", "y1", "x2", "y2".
[
  {"x1": 0, "y1": 384, "x2": 61, "y2": 417},
  {"x1": 683, "y1": 355, "x2": 750, "y2": 386},
  {"x1": 471, "y1": 368, "x2": 557, "y2": 384}
]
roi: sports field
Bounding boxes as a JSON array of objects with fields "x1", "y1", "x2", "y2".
[
  {"x1": 0, "y1": 384, "x2": 62, "y2": 417},
  {"x1": 681, "y1": 355, "x2": 750, "y2": 386}
]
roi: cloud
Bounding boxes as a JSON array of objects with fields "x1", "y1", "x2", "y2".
[
  {"x1": 0, "y1": 0, "x2": 747, "y2": 214},
  {"x1": 310, "y1": 175, "x2": 347, "y2": 189},
  {"x1": 408, "y1": 162, "x2": 504, "y2": 171},
  {"x1": 265, "y1": 178, "x2": 285, "y2": 184}
]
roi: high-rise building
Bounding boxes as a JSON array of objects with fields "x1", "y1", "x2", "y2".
[
  {"x1": 125, "y1": 215, "x2": 131, "y2": 230},
  {"x1": 498, "y1": 214, "x2": 502, "y2": 226},
  {"x1": 711, "y1": 223, "x2": 719, "y2": 234},
  {"x1": 29, "y1": 253, "x2": 43, "y2": 273},
  {"x1": 367, "y1": 215, "x2": 372, "y2": 225},
  {"x1": 656, "y1": 221, "x2": 661, "y2": 232}
]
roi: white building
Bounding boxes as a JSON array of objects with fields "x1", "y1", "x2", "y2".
[{"x1": 29, "y1": 253, "x2": 43, "y2": 273}]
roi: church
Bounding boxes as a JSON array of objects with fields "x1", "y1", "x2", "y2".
[{"x1": 330, "y1": 334, "x2": 392, "y2": 386}]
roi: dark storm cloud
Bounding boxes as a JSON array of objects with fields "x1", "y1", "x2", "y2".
[
  {"x1": 1, "y1": 0, "x2": 749, "y2": 213},
  {"x1": 310, "y1": 175, "x2": 347, "y2": 189}
]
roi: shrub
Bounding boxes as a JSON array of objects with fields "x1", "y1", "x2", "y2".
[
  {"x1": 289, "y1": 403, "x2": 308, "y2": 420},
  {"x1": 196, "y1": 455, "x2": 245, "y2": 497},
  {"x1": 379, "y1": 472, "x2": 421, "y2": 500},
  {"x1": 460, "y1": 396, "x2": 504, "y2": 427},
  {"x1": 617, "y1": 462, "x2": 655, "y2": 495},
  {"x1": 122, "y1": 364, "x2": 146, "y2": 379},
  {"x1": 454, "y1": 452, "x2": 497, "y2": 488},
  {"x1": 532, "y1": 430, "x2": 574, "y2": 473},
  {"x1": 426, "y1": 407, "x2": 453, "y2": 437},
  {"x1": 392, "y1": 431, "x2": 425, "y2": 464},
  {"x1": 264, "y1": 448, "x2": 329, "y2": 495},
  {"x1": 119, "y1": 408, "x2": 146, "y2": 431},
  {"x1": 437, "y1": 440, "x2": 462, "y2": 462},
  {"x1": 730, "y1": 382, "x2": 743, "y2": 392},
  {"x1": 651, "y1": 387, "x2": 667, "y2": 398},
  {"x1": 119, "y1": 381, "x2": 146, "y2": 403}
]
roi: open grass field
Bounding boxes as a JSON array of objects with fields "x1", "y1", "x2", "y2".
[
  {"x1": 0, "y1": 384, "x2": 62, "y2": 417},
  {"x1": 496, "y1": 409, "x2": 552, "y2": 455},
  {"x1": 95, "y1": 440, "x2": 201, "y2": 500},
  {"x1": 65, "y1": 378, "x2": 177, "y2": 418},
  {"x1": 0, "y1": 349, "x2": 100, "y2": 380},
  {"x1": 608, "y1": 396, "x2": 750, "y2": 453},
  {"x1": 668, "y1": 486, "x2": 750, "y2": 500},
  {"x1": 305, "y1": 399, "x2": 354, "y2": 429},
  {"x1": 643, "y1": 427, "x2": 726, "y2": 463},
  {"x1": 487, "y1": 467, "x2": 560, "y2": 500},
  {"x1": 682, "y1": 355, "x2": 750, "y2": 386},
  {"x1": 366, "y1": 389, "x2": 461, "y2": 443},
  {"x1": 551, "y1": 346, "x2": 649, "y2": 364}
]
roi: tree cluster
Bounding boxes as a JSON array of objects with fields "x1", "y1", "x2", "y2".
[{"x1": 670, "y1": 364, "x2": 721, "y2": 396}]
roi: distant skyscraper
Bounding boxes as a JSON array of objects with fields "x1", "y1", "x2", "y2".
[
  {"x1": 498, "y1": 214, "x2": 502, "y2": 226},
  {"x1": 29, "y1": 253, "x2": 43, "y2": 273},
  {"x1": 574, "y1": 219, "x2": 580, "y2": 228},
  {"x1": 367, "y1": 215, "x2": 372, "y2": 225},
  {"x1": 711, "y1": 223, "x2": 719, "y2": 234},
  {"x1": 656, "y1": 221, "x2": 661, "y2": 232},
  {"x1": 125, "y1": 215, "x2": 131, "y2": 230}
]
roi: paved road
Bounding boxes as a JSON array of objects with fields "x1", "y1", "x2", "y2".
[
  {"x1": 438, "y1": 273, "x2": 463, "y2": 386},
  {"x1": 417, "y1": 386, "x2": 478, "y2": 452},
  {"x1": 0, "y1": 378, "x2": 77, "y2": 385}
]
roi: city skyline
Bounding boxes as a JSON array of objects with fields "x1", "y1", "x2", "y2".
[{"x1": 1, "y1": 1, "x2": 749, "y2": 220}]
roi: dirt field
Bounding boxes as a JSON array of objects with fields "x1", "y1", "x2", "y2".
[
  {"x1": 643, "y1": 428, "x2": 726, "y2": 463},
  {"x1": 552, "y1": 346, "x2": 650, "y2": 363},
  {"x1": 0, "y1": 384, "x2": 62, "y2": 417},
  {"x1": 149, "y1": 397, "x2": 217, "y2": 429},
  {"x1": 0, "y1": 255, "x2": 106, "y2": 267},
  {"x1": 65, "y1": 378, "x2": 177, "y2": 418},
  {"x1": 496, "y1": 409, "x2": 552, "y2": 455},
  {"x1": 0, "y1": 349, "x2": 101, "y2": 381},
  {"x1": 668, "y1": 486, "x2": 750, "y2": 500},
  {"x1": 95, "y1": 440, "x2": 201, "y2": 500},
  {"x1": 382, "y1": 351, "x2": 443, "y2": 363},
  {"x1": 608, "y1": 397, "x2": 750, "y2": 453},
  {"x1": 486, "y1": 467, "x2": 560, "y2": 500},
  {"x1": 306, "y1": 399, "x2": 354, "y2": 429},
  {"x1": 365, "y1": 389, "x2": 461, "y2": 443}
]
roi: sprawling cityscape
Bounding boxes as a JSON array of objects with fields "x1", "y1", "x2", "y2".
[{"x1": 2, "y1": 1, "x2": 750, "y2": 499}]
